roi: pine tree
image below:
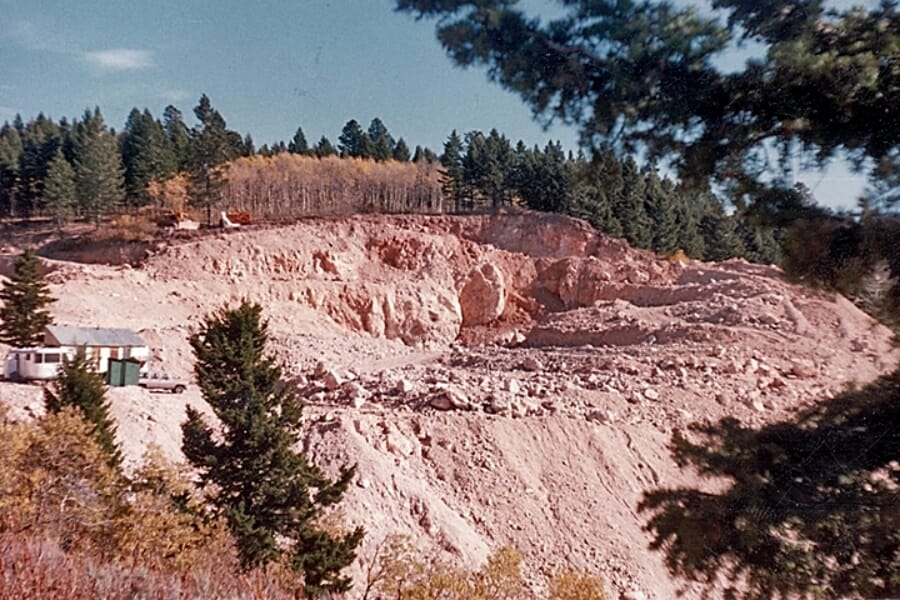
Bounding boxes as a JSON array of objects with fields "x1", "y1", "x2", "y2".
[
  {"x1": 182, "y1": 301, "x2": 364, "y2": 597},
  {"x1": 226, "y1": 130, "x2": 248, "y2": 158},
  {"x1": 517, "y1": 141, "x2": 570, "y2": 213},
  {"x1": 72, "y1": 108, "x2": 125, "y2": 226},
  {"x1": 568, "y1": 149, "x2": 623, "y2": 237},
  {"x1": 288, "y1": 127, "x2": 309, "y2": 154},
  {"x1": 18, "y1": 113, "x2": 63, "y2": 218},
  {"x1": 120, "y1": 108, "x2": 176, "y2": 207},
  {"x1": 315, "y1": 136, "x2": 337, "y2": 158},
  {"x1": 699, "y1": 203, "x2": 745, "y2": 261},
  {"x1": 414, "y1": 145, "x2": 438, "y2": 163},
  {"x1": 0, "y1": 121, "x2": 24, "y2": 217},
  {"x1": 464, "y1": 129, "x2": 515, "y2": 208},
  {"x1": 392, "y1": 137, "x2": 411, "y2": 162},
  {"x1": 367, "y1": 118, "x2": 394, "y2": 162},
  {"x1": 672, "y1": 191, "x2": 706, "y2": 258},
  {"x1": 614, "y1": 157, "x2": 653, "y2": 249},
  {"x1": 736, "y1": 216, "x2": 781, "y2": 264},
  {"x1": 440, "y1": 131, "x2": 465, "y2": 211},
  {"x1": 338, "y1": 119, "x2": 373, "y2": 159},
  {"x1": 42, "y1": 148, "x2": 76, "y2": 229},
  {"x1": 163, "y1": 105, "x2": 192, "y2": 170},
  {"x1": 189, "y1": 95, "x2": 233, "y2": 225},
  {"x1": 241, "y1": 133, "x2": 256, "y2": 156},
  {"x1": 44, "y1": 349, "x2": 122, "y2": 468},
  {"x1": 644, "y1": 169, "x2": 679, "y2": 254},
  {"x1": 0, "y1": 248, "x2": 55, "y2": 347}
]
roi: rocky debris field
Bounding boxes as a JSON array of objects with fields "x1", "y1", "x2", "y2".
[{"x1": 1, "y1": 212, "x2": 896, "y2": 599}]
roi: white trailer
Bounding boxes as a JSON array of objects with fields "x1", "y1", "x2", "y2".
[{"x1": 3, "y1": 347, "x2": 75, "y2": 380}]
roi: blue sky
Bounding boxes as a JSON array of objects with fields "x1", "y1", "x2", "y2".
[{"x1": 0, "y1": 0, "x2": 870, "y2": 210}]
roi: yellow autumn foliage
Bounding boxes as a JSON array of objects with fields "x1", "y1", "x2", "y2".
[
  {"x1": 0, "y1": 409, "x2": 235, "y2": 574},
  {"x1": 0, "y1": 408, "x2": 122, "y2": 556},
  {"x1": 366, "y1": 535, "x2": 607, "y2": 600},
  {"x1": 548, "y1": 568, "x2": 608, "y2": 600},
  {"x1": 114, "y1": 445, "x2": 235, "y2": 572},
  {"x1": 222, "y1": 154, "x2": 444, "y2": 219},
  {"x1": 146, "y1": 173, "x2": 191, "y2": 214}
]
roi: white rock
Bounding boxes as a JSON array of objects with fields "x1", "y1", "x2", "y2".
[
  {"x1": 430, "y1": 388, "x2": 473, "y2": 411},
  {"x1": 395, "y1": 379, "x2": 414, "y2": 394},
  {"x1": 643, "y1": 388, "x2": 660, "y2": 401},
  {"x1": 790, "y1": 360, "x2": 817, "y2": 378},
  {"x1": 488, "y1": 397, "x2": 510, "y2": 414},
  {"x1": 504, "y1": 377, "x2": 522, "y2": 395},
  {"x1": 510, "y1": 399, "x2": 528, "y2": 418},
  {"x1": 386, "y1": 433, "x2": 415, "y2": 457}
]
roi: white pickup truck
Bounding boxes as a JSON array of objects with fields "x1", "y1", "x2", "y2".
[{"x1": 138, "y1": 372, "x2": 188, "y2": 394}]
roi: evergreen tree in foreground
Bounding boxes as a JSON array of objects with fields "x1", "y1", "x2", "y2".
[
  {"x1": 182, "y1": 301, "x2": 364, "y2": 597},
  {"x1": 0, "y1": 247, "x2": 55, "y2": 347},
  {"x1": 45, "y1": 349, "x2": 122, "y2": 468}
]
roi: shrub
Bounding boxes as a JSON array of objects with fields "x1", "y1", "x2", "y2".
[{"x1": 365, "y1": 535, "x2": 607, "y2": 600}]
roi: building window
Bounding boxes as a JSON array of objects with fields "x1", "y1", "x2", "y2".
[
  {"x1": 45, "y1": 353, "x2": 60, "y2": 364},
  {"x1": 34, "y1": 353, "x2": 43, "y2": 364}
]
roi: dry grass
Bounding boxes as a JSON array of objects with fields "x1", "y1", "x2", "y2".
[{"x1": 0, "y1": 535, "x2": 301, "y2": 600}]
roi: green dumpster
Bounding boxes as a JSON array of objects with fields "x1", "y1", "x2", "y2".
[{"x1": 107, "y1": 358, "x2": 142, "y2": 387}]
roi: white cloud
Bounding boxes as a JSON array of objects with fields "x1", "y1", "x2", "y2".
[{"x1": 84, "y1": 49, "x2": 154, "y2": 71}]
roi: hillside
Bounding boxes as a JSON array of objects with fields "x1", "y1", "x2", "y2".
[{"x1": 1, "y1": 212, "x2": 896, "y2": 598}]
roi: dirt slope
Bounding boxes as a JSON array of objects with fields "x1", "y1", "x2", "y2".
[{"x1": 1, "y1": 212, "x2": 895, "y2": 599}]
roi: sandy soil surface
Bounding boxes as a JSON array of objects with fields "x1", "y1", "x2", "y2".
[{"x1": 1, "y1": 212, "x2": 896, "y2": 599}]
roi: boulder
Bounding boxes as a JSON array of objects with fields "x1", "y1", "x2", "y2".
[
  {"x1": 395, "y1": 379, "x2": 414, "y2": 394},
  {"x1": 323, "y1": 370, "x2": 342, "y2": 391},
  {"x1": 503, "y1": 377, "x2": 522, "y2": 395},
  {"x1": 342, "y1": 381, "x2": 367, "y2": 407},
  {"x1": 314, "y1": 361, "x2": 328, "y2": 377},
  {"x1": 488, "y1": 397, "x2": 511, "y2": 415},
  {"x1": 520, "y1": 356, "x2": 544, "y2": 372},
  {"x1": 386, "y1": 432, "x2": 416, "y2": 457},
  {"x1": 430, "y1": 387, "x2": 471, "y2": 411},
  {"x1": 643, "y1": 388, "x2": 660, "y2": 401},
  {"x1": 459, "y1": 263, "x2": 507, "y2": 326}
]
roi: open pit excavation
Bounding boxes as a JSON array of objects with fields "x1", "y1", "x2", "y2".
[{"x1": 2, "y1": 212, "x2": 896, "y2": 598}]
